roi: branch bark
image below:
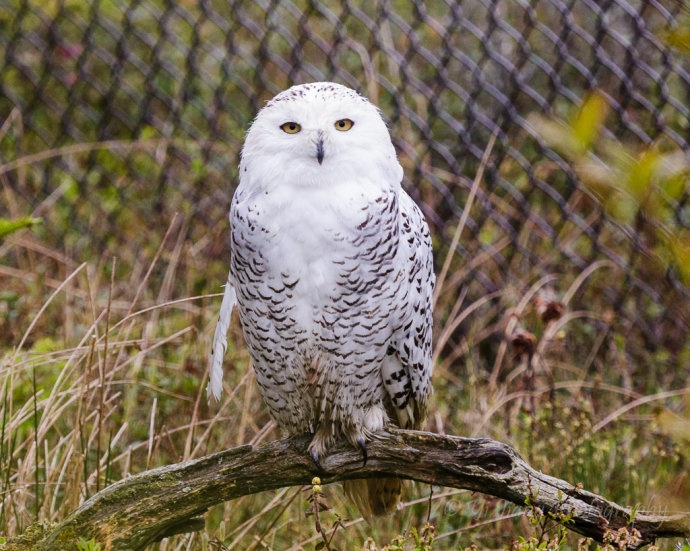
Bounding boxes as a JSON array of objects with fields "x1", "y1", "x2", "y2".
[{"x1": 15, "y1": 430, "x2": 690, "y2": 550}]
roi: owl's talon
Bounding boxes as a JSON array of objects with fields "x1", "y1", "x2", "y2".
[
  {"x1": 357, "y1": 436, "x2": 368, "y2": 467},
  {"x1": 310, "y1": 447, "x2": 322, "y2": 471}
]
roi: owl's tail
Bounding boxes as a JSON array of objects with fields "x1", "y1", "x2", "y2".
[
  {"x1": 207, "y1": 280, "x2": 237, "y2": 402},
  {"x1": 343, "y1": 478, "x2": 402, "y2": 520}
]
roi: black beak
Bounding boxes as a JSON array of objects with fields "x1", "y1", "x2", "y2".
[{"x1": 316, "y1": 137, "x2": 324, "y2": 165}]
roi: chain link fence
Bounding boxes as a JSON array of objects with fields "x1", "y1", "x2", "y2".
[{"x1": 1, "y1": 0, "x2": 688, "y2": 384}]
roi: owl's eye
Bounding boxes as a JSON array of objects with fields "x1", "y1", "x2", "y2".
[
  {"x1": 280, "y1": 122, "x2": 301, "y2": 134},
  {"x1": 334, "y1": 119, "x2": 354, "y2": 131}
]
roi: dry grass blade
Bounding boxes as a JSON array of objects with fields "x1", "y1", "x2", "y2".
[
  {"x1": 0, "y1": 139, "x2": 168, "y2": 177},
  {"x1": 127, "y1": 213, "x2": 180, "y2": 318},
  {"x1": 12, "y1": 262, "x2": 87, "y2": 356},
  {"x1": 591, "y1": 388, "x2": 690, "y2": 433},
  {"x1": 433, "y1": 131, "x2": 498, "y2": 307},
  {"x1": 147, "y1": 398, "x2": 158, "y2": 471}
]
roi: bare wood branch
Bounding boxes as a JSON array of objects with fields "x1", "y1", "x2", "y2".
[{"x1": 13, "y1": 430, "x2": 690, "y2": 550}]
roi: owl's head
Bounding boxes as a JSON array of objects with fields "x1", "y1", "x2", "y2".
[{"x1": 239, "y1": 82, "x2": 403, "y2": 190}]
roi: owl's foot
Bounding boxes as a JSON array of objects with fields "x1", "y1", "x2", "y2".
[{"x1": 307, "y1": 433, "x2": 368, "y2": 469}]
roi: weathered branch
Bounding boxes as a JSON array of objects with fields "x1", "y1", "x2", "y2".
[{"x1": 13, "y1": 430, "x2": 690, "y2": 550}]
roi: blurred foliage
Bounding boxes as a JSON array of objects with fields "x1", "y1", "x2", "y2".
[
  {"x1": 662, "y1": 6, "x2": 690, "y2": 54},
  {"x1": 529, "y1": 92, "x2": 690, "y2": 283}
]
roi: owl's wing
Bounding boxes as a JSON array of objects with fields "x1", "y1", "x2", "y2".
[
  {"x1": 207, "y1": 278, "x2": 237, "y2": 402},
  {"x1": 387, "y1": 191, "x2": 435, "y2": 428}
]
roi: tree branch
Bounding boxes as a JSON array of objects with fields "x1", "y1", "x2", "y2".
[{"x1": 14, "y1": 430, "x2": 690, "y2": 550}]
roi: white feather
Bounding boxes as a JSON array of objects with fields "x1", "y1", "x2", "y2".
[{"x1": 207, "y1": 279, "x2": 237, "y2": 402}]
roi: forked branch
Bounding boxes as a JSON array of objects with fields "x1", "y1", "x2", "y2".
[{"x1": 12, "y1": 430, "x2": 690, "y2": 550}]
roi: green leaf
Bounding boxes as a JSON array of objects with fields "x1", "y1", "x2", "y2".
[
  {"x1": 667, "y1": 231, "x2": 690, "y2": 284},
  {"x1": 663, "y1": 26, "x2": 690, "y2": 54},
  {"x1": 570, "y1": 91, "x2": 609, "y2": 154},
  {"x1": 75, "y1": 537, "x2": 102, "y2": 551},
  {"x1": 627, "y1": 149, "x2": 659, "y2": 204},
  {"x1": 0, "y1": 216, "x2": 42, "y2": 240}
]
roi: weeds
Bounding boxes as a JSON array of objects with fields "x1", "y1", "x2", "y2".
[
  {"x1": 76, "y1": 537, "x2": 103, "y2": 551},
  {"x1": 306, "y1": 476, "x2": 345, "y2": 551},
  {"x1": 360, "y1": 523, "x2": 436, "y2": 551}
]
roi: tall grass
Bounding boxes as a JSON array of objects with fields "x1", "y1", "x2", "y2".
[{"x1": 1, "y1": 155, "x2": 687, "y2": 550}]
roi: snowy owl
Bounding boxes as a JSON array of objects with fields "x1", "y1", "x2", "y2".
[{"x1": 208, "y1": 82, "x2": 434, "y2": 518}]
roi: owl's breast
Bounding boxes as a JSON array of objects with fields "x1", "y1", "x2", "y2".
[
  {"x1": 233, "y1": 180, "x2": 383, "y2": 265},
  {"x1": 230, "y1": 181, "x2": 400, "y2": 332}
]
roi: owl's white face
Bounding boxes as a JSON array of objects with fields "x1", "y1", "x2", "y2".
[{"x1": 239, "y1": 82, "x2": 403, "y2": 191}]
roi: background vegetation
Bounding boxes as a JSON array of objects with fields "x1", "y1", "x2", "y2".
[{"x1": 0, "y1": 0, "x2": 688, "y2": 549}]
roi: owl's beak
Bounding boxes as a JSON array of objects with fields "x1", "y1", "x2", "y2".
[
  {"x1": 315, "y1": 136, "x2": 325, "y2": 165},
  {"x1": 309, "y1": 130, "x2": 325, "y2": 165}
]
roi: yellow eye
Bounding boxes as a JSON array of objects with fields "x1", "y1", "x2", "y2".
[
  {"x1": 334, "y1": 118, "x2": 354, "y2": 131},
  {"x1": 280, "y1": 122, "x2": 301, "y2": 134}
]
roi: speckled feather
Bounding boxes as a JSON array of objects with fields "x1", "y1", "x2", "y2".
[{"x1": 209, "y1": 82, "x2": 434, "y2": 517}]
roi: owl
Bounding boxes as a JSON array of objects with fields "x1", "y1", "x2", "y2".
[{"x1": 209, "y1": 82, "x2": 434, "y2": 519}]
